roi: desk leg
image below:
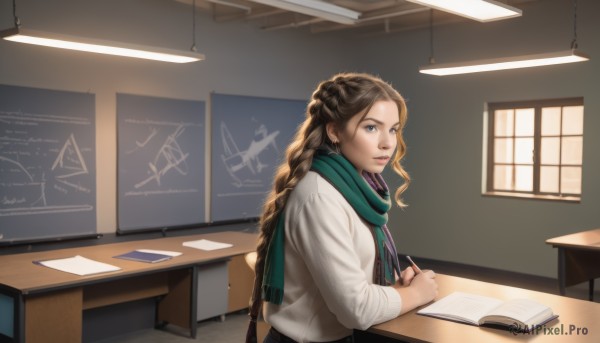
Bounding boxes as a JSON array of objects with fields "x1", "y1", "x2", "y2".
[
  {"x1": 190, "y1": 266, "x2": 198, "y2": 339},
  {"x1": 14, "y1": 292, "x2": 25, "y2": 343},
  {"x1": 156, "y1": 267, "x2": 198, "y2": 338},
  {"x1": 558, "y1": 248, "x2": 566, "y2": 296}
]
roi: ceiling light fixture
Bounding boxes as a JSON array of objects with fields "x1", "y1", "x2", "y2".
[
  {"x1": 248, "y1": 0, "x2": 360, "y2": 25},
  {"x1": 1, "y1": 0, "x2": 204, "y2": 63},
  {"x1": 419, "y1": 0, "x2": 589, "y2": 76},
  {"x1": 1, "y1": 27, "x2": 205, "y2": 63},
  {"x1": 419, "y1": 50, "x2": 589, "y2": 75},
  {"x1": 405, "y1": 0, "x2": 521, "y2": 22}
]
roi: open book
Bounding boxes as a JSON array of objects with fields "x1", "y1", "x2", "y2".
[{"x1": 417, "y1": 292, "x2": 558, "y2": 331}]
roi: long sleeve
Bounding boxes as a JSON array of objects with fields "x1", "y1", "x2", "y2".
[
  {"x1": 263, "y1": 171, "x2": 401, "y2": 342},
  {"x1": 289, "y1": 190, "x2": 402, "y2": 329}
]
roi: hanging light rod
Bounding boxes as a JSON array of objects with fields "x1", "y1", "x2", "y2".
[
  {"x1": 419, "y1": 49, "x2": 589, "y2": 76},
  {"x1": 248, "y1": 0, "x2": 360, "y2": 25},
  {"x1": 405, "y1": 0, "x2": 521, "y2": 22},
  {"x1": 1, "y1": 27, "x2": 205, "y2": 63}
]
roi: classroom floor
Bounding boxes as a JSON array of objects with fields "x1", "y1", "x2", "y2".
[{"x1": 93, "y1": 259, "x2": 599, "y2": 343}]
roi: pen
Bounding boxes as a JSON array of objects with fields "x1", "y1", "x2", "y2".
[{"x1": 405, "y1": 255, "x2": 422, "y2": 274}]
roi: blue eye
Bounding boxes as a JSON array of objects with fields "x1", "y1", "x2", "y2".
[
  {"x1": 390, "y1": 127, "x2": 399, "y2": 134},
  {"x1": 365, "y1": 125, "x2": 376, "y2": 132}
]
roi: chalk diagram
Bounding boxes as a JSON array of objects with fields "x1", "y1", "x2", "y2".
[
  {"x1": 220, "y1": 121, "x2": 280, "y2": 188},
  {"x1": 0, "y1": 132, "x2": 93, "y2": 217},
  {"x1": 124, "y1": 124, "x2": 192, "y2": 193}
]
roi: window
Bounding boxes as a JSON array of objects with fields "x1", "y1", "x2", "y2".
[{"x1": 485, "y1": 98, "x2": 584, "y2": 201}]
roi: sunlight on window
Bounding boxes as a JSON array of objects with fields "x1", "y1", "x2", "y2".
[
  {"x1": 494, "y1": 138, "x2": 513, "y2": 163},
  {"x1": 561, "y1": 167, "x2": 582, "y2": 194},
  {"x1": 561, "y1": 137, "x2": 583, "y2": 165},
  {"x1": 542, "y1": 107, "x2": 561, "y2": 135},
  {"x1": 515, "y1": 165, "x2": 533, "y2": 191},
  {"x1": 540, "y1": 166, "x2": 559, "y2": 193},
  {"x1": 515, "y1": 108, "x2": 534, "y2": 136},
  {"x1": 541, "y1": 137, "x2": 560, "y2": 164},
  {"x1": 514, "y1": 138, "x2": 534, "y2": 164},
  {"x1": 494, "y1": 165, "x2": 513, "y2": 190},
  {"x1": 488, "y1": 98, "x2": 583, "y2": 199},
  {"x1": 562, "y1": 106, "x2": 584, "y2": 135},
  {"x1": 495, "y1": 110, "x2": 514, "y2": 136}
]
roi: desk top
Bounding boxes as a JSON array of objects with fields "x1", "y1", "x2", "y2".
[
  {"x1": 545, "y1": 228, "x2": 600, "y2": 251},
  {"x1": 0, "y1": 231, "x2": 258, "y2": 294},
  {"x1": 370, "y1": 274, "x2": 600, "y2": 342}
]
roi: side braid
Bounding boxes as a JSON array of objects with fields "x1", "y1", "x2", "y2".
[
  {"x1": 253, "y1": 78, "x2": 351, "y2": 292},
  {"x1": 248, "y1": 116, "x2": 325, "y2": 334}
]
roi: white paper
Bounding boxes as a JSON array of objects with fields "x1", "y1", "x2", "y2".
[
  {"x1": 136, "y1": 249, "x2": 182, "y2": 257},
  {"x1": 182, "y1": 239, "x2": 233, "y2": 251},
  {"x1": 36, "y1": 255, "x2": 121, "y2": 276}
]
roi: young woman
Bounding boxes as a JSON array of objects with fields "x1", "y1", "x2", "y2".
[{"x1": 247, "y1": 73, "x2": 438, "y2": 343}]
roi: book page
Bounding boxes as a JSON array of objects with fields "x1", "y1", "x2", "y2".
[
  {"x1": 482, "y1": 298, "x2": 554, "y2": 326},
  {"x1": 36, "y1": 255, "x2": 121, "y2": 276},
  {"x1": 182, "y1": 239, "x2": 233, "y2": 251},
  {"x1": 417, "y1": 292, "x2": 504, "y2": 324}
]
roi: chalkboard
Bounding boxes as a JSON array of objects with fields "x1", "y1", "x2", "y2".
[
  {"x1": 117, "y1": 93, "x2": 206, "y2": 232},
  {"x1": 0, "y1": 84, "x2": 96, "y2": 243},
  {"x1": 210, "y1": 93, "x2": 306, "y2": 222}
]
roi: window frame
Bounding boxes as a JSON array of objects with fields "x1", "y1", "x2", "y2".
[{"x1": 484, "y1": 97, "x2": 583, "y2": 202}]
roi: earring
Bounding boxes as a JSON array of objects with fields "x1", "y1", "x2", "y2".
[{"x1": 332, "y1": 140, "x2": 341, "y2": 154}]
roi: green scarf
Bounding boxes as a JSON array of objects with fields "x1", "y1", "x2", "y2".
[{"x1": 261, "y1": 150, "x2": 401, "y2": 305}]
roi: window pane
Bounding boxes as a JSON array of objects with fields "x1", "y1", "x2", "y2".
[
  {"x1": 514, "y1": 138, "x2": 533, "y2": 164},
  {"x1": 494, "y1": 165, "x2": 513, "y2": 190},
  {"x1": 515, "y1": 165, "x2": 533, "y2": 191},
  {"x1": 541, "y1": 107, "x2": 561, "y2": 136},
  {"x1": 561, "y1": 166, "x2": 582, "y2": 194},
  {"x1": 494, "y1": 138, "x2": 513, "y2": 163},
  {"x1": 515, "y1": 108, "x2": 534, "y2": 136},
  {"x1": 561, "y1": 137, "x2": 583, "y2": 165},
  {"x1": 541, "y1": 137, "x2": 560, "y2": 165},
  {"x1": 562, "y1": 106, "x2": 584, "y2": 135},
  {"x1": 494, "y1": 110, "x2": 514, "y2": 136},
  {"x1": 540, "y1": 166, "x2": 559, "y2": 193}
]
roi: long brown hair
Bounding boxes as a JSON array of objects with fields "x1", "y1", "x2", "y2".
[{"x1": 250, "y1": 72, "x2": 410, "y2": 313}]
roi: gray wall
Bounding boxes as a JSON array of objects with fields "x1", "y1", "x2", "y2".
[
  {"x1": 353, "y1": 0, "x2": 600, "y2": 278},
  {"x1": 1, "y1": 0, "x2": 598, "y2": 278}
]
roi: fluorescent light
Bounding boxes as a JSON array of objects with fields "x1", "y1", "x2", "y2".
[
  {"x1": 248, "y1": 0, "x2": 360, "y2": 24},
  {"x1": 405, "y1": 0, "x2": 521, "y2": 22},
  {"x1": 419, "y1": 50, "x2": 589, "y2": 76},
  {"x1": 1, "y1": 27, "x2": 205, "y2": 63},
  {"x1": 206, "y1": 0, "x2": 252, "y2": 13}
]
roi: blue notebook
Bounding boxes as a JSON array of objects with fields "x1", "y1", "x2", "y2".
[{"x1": 113, "y1": 250, "x2": 173, "y2": 263}]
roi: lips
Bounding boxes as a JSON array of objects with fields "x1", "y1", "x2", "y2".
[{"x1": 374, "y1": 156, "x2": 390, "y2": 164}]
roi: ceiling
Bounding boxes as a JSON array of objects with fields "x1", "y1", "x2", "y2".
[{"x1": 188, "y1": 0, "x2": 540, "y2": 36}]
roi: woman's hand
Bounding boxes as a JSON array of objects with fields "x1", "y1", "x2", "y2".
[
  {"x1": 394, "y1": 269, "x2": 438, "y2": 315},
  {"x1": 400, "y1": 266, "x2": 416, "y2": 285}
]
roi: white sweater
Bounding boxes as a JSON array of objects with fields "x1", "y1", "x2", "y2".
[{"x1": 263, "y1": 171, "x2": 402, "y2": 342}]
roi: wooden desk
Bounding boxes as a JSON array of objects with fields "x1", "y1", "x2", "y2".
[
  {"x1": 546, "y1": 228, "x2": 600, "y2": 300},
  {"x1": 0, "y1": 231, "x2": 257, "y2": 343},
  {"x1": 369, "y1": 274, "x2": 600, "y2": 342}
]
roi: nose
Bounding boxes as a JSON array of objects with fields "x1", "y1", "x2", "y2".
[{"x1": 380, "y1": 131, "x2": 395, "y2": 150}]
